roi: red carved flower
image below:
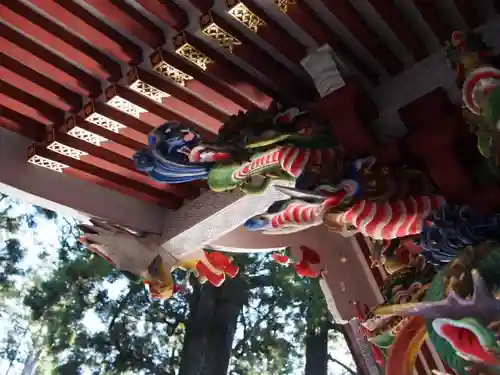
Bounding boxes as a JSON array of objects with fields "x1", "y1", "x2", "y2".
[{"x1": 272, "y1": 253, "x2": 290, "y2": 265}]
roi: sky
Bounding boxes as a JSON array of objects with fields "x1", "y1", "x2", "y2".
[{"x1": 0, "y1": 194, "x2": 357, "y2": 375}]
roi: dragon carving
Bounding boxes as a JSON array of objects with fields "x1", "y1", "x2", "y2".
[
  {"x1": 245, "y1": 182, "x2": 445, "y2": 240},
  {"x1": 375, "y1": 241, "x2": 500, "y2": 375},
  {"x1": 447, "y1": 30, "x2": 500, "y2": 175}
]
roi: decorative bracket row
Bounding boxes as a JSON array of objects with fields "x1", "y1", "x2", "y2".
[
  {"x1": 273, "y1": 0, "x2": 296, "y2": 13},
  {"x1": 127, "y1": 69, "x2": 170, "y2": 103},
  {"x1": 226, "y1": 0, "x2": 265, "y2": 32},
  {"x1": 150, "y1": 50, "x2": 194, "y2": 85},
  {"x1": 104, "y1": 85, "x2": 147, "y2": 118},
  {"x1": 173, "y1": 33, "x2": 213, "y2": 70},
  {"x1": 200, "y1": 12, "x2": 242, "y2": 53},
  {"x1": 84, "y1": 101, "x2": 125, "y2": 134}
]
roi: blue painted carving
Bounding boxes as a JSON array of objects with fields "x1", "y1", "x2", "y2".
[
  {"x1": 416, "y1": 204, "x2": 500, "y2": 266},
  {"x1": 133, "y1": 122, "x2": 212, "y2": 184}
]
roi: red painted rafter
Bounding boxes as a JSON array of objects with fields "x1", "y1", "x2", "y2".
[
  {"x1": 1, "y1": 53, "x2": 82, "y2": 111},
  {"x1": 0, "y1": 94, "x2": 52, "y2": 126},
  {"x1": 319, "y1": 0, "x2": 403, "y2": 75},
  {"x1": 1, "y1": 66, "x2": 77, "y2": 114},
  {"x1": 0, "y1": 105, "x2": 47, "y2": 142},
  {"x1": 29, "y1": 142, "x2": 182, "y2": 208},
  {"x1": 57, "y1": 116, "x2": 138, "y2": 161},
  {"x1": 50, "y1": 0, "x2": 142, "y2": 64},
  {"x1": 175, "y1": 32, "x2": 276, "y2": 106},
  {"x1": 201, "y1": 11, "x2": 316, "y2": 102},
  {"x1": 234, "y1": 0, "x2": 307, "y2": 63},
  {"x1": 84, "y1": 0, "x2": 165, "y2": 48},
  {"x1": 1, "y1": 80, "x2": 66, "y2": 125},
  {"x1": 0, "y1": 23, "x2": 102, "y2": 97},
  {"x1": 106, "y1": 84, "x2": 218, "y2": 141},
  {"x1": 126, "y1": 71, "x2": 224, "y2": 133},
  {"x1": 130, "y1": 67, "x2": 231, "y2": 123},
  {"x1": 134, "y1": 0, "x2": 189, "y2": 31},
  {"x1": 1, "y1": 37, "x2": 92, "y2": 97},
  {"x1": 67, "y1": 115, "x2": 144, "y2": 151},
  {"x1": 48, "y1": 129, "x2": 199, "y2": 200},
  {"x1": 54, "y1": 132, "x2": 139, "y2": 174},
  {"x1": 82, "y1": 100, "x2": 152, "y2": 136},
  {"x1": 150, "y1": 49, "x2": 257, "y2": 111},
  {"x1": 3, "y1": 1, "x2": 122, "y2": 81}
]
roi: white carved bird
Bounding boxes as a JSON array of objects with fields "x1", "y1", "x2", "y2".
[{"x1": 78, "y1": 218, "x2": 241, "y2": 299}]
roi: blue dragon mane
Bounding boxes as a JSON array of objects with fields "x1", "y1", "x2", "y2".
[
  {"x1": 133, "y1": 122, "x2": 212, "y2": 184},
  {"x1": 416, "y1": 204, "x2": 500, "y2": 266}
]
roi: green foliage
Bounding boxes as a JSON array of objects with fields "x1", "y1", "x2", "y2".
[
  {"x1": 0, "y1": 193, "x2": 354, "y2": 375},
  {"x1": 0, "y1": 193, "x2": 59, "y2": 373},
  {"x1": 0, "y1": 239, "x2": 25, "y2": 290},
  {"x1": 22, "y1": 230, "x2": 188, "y2": 375},
  {"x1": 229, "y1": 253, "x2": 331, "y2": 375}
]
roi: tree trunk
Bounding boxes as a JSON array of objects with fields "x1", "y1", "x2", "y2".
[
  {"x1": 178, "y1": 278, "x2": 247, "y2": 375},
  {"x1": 305, "y1": 327, "x2": 329, "y2": 375}
]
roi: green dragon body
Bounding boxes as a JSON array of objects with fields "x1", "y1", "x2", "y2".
[{"x1": 206, "y1": 144, "x2": 338, "y2": 194}]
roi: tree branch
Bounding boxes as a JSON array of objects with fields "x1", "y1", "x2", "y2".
[{"x1": 328, "y1": 355, "x2": 357, "y2": 375}]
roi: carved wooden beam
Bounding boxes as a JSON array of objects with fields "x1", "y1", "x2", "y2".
[
  {"x1": 0, "y1": 23, "x2": 102, "y2": 97},
  {"x1": 1, "y1": 52, "x2": 83, "y2": 111},
  {"x1": 172, "y1": 31, "x2": 277, "y2": 105},
  {"x1": 63, "y1": 115, "x2": 143, "y2": 151},
  {"x1": 150, "y1": 48, "x2": 255, "y2": 111},
  {"x1": 83, "y1": 98, "x2": 151, "y2": 136},
  {"x1": 105, "y1": 84, "x2": 217, "y2": 141},
  {"x1": 3, "y1": 0, "x2": 122, "y2": 81},
  {"x1": 49, "y1": 0, "x2": 143, "y2": 64},
  {"x1": 127, "y1": 67, "x2": 230, "y2": 123},
  {"x1": 27, "y1": 133, "x2": 183, "y2": 208}
]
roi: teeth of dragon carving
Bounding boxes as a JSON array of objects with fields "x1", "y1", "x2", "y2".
[{"x1": 376, "y1": 270, "x2": 500, "y2": 322}]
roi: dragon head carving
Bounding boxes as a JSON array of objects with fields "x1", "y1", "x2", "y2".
[{"x1": 377, "y1": 241, "x2": 500, "y2": 374}]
